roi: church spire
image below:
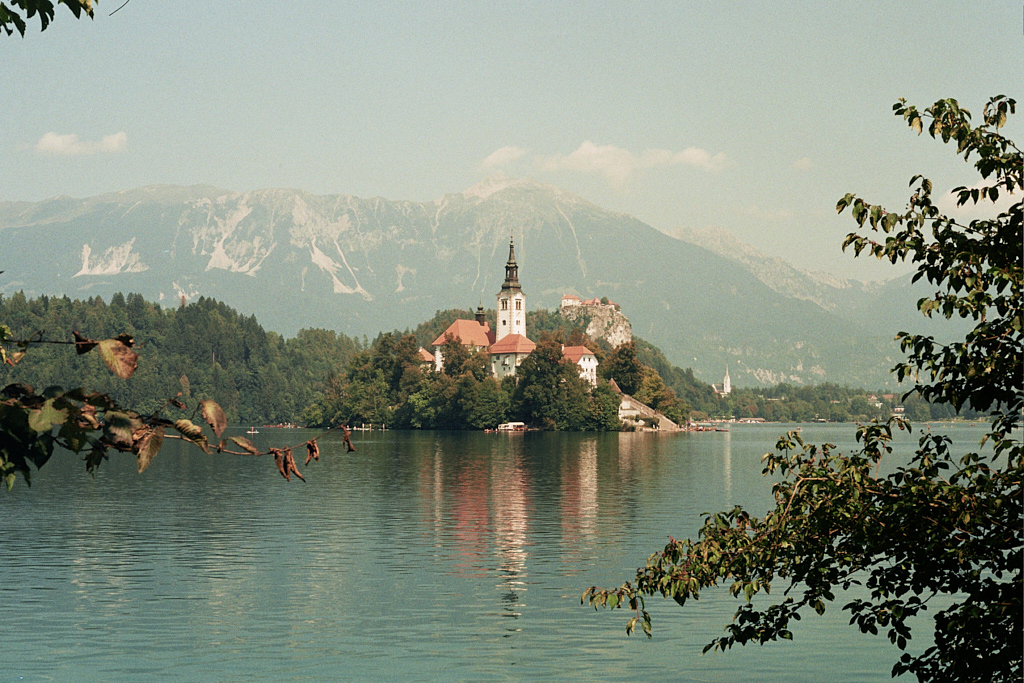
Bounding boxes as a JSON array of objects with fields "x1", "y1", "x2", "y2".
[
  {"x1": 503, "y1": 235, "x2": 520, "y2": 289},
  {"x1": 496, "y1": 234, "x2": 526, "y2": 341}
]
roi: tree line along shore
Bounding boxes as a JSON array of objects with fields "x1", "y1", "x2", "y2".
[{"x1": 0, "y1": 292, "x2": 977, "y2": 431}]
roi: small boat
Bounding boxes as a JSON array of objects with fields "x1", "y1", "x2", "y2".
[
  {"x1": 247, "y1": 427, "x2": 259, "y2": 435},
  {"x1": 495, "y1": 421, "x2": 527, "y2": 432}
]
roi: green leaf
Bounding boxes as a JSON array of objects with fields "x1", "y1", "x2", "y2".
[{"x1": 28, "y1": 399, "x2": 68, "y2": 433}]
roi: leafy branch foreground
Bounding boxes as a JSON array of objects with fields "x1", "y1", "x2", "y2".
[
  {"x1": 0, "y1": 0, "x2": 95, "y2": 38},
  {"x1": 1, "y1": 328, "x2": 355, "y2": 489},
  {"x1": 584, "y1": 96, "x2": 1022, "y2": 682}
]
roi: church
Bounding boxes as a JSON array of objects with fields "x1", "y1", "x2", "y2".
[
  {"x1": 429, "y1": 237, "x2": 595, "y2": 383},
  {"x1": 712, "y1": 366, "x2": 732, "y2": 396}
]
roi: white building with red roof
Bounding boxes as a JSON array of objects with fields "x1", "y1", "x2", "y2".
[
  {"x1": 561, "y1": 345, "x2": 598, "y2": 386},
  {"x1": 431, "y1": 307, "x2": 496, "y2": 373},
  {"x1": 489, "y1": 333, "x2": 536, "y2": 380}
]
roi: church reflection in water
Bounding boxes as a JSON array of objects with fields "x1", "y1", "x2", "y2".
[
  {"x1": 490, "y1": 442, "x2": 530, "y2": 632},
  {"x1": 561, "y1": 438, "x2": 599, "y2": 553},
  {"x1": 413, "y1": 433, "x2": 667, "y2": 638}
]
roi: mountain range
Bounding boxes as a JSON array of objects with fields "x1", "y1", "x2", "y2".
[{"x1": 0, "y1": 176, "x2": 952, "y2": 388}]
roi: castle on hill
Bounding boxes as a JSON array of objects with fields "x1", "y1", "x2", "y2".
[{"x1": 427, "y1": 238, "x2": 597, "y2": 385}]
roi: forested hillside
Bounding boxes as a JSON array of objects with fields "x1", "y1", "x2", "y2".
[
  {"x1": 1, "y1": 293, "x2": 966, "y2": 428},
  {"x1": 0, "y1": 292, "x2": 361, "y2": 424}
]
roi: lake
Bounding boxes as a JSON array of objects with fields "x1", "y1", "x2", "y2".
[{"x1": 1, "y1": 422, "x2": 987, "y2": 681}]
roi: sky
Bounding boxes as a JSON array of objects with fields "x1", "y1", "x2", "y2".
[{"x1": 3, "y1": 1, "x2": 1021, "y2": 281}]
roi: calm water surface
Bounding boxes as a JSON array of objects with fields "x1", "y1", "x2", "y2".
[{"x1": 1, "y1": 423, "x2": 988, "y2": 682}]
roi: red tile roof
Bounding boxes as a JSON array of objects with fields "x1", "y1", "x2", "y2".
[
  {"x1": 431, "y1": 319, "x2": 496, "y2": 347},
  {"x1": 561, "y1": 345, "x2": 595, "y2": 363},
  {"x1": 488, "y1": 334, "x2": 536, "y2": 355},
  {"x1": 416, "y1": 347, "x2": 435, "y2": 363}
]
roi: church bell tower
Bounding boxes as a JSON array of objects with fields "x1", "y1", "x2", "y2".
[{"x1": 496, "y1": 236, "x2": 526, "y2": 340}]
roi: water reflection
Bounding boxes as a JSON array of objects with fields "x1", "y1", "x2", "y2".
[
  {"x1": 491, "y1": 439, "x2": 529, "y2": 635},
  {"x1": 722, "y1": 429, "x2": 732, "y2": 501},
  {"x1": 561, "y1": 438, "x2": 598, "y2": 549},
  {"x1": 1, "y1": 424, "x2": 962, "y2": 682},
  {"x1": 452, "y1": 449, "x2": 490, "y2": 577}
]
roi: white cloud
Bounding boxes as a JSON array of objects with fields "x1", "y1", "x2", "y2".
[
  {"x1": 935, "y1": 179, "x2": 1019, "y2": 219},
  {"x1": 480, "y1": 145, "x2": 528, "y2": 169},
  {"x1": 793, "y1": 156, "x2": 813, "y2": 170},
  {"x1": 669, "y1": 147, "x2": 728, "y2": 172},
  {"x1": 540, "y1": 140, "x2": 726, "y2": 183},
  {"x1": 35, "y1": 131, "x2": 128, "y2": 156}
]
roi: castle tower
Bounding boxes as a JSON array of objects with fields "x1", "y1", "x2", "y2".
[{"x1": 496, "y1": 236, "x2": 526, "y2": 340}]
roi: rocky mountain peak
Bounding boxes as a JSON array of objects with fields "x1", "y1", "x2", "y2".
[{"x1": 0, "y1": 182, "x2": 937, "y2": 388}]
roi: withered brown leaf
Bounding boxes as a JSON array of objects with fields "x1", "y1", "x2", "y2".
[
  {"x1": 200, "y1": 399, "x2": 227, "y2": 438},
  {"x1": 271, "y1": 447, "x2": 288, "y2": 480},
  {"x1": 97, "y1": 338, "x2": 139, "y2": 379},
  {"x1": 134, "y1": 425, "x2": 165, "y2": 473},
  {"x1": 78, "y1": 404, "x2": 99, "y2": 429},
  {"x1": 304, "y1": 439, "x2": 319, "y2": 465},
  {"x1": 283, "y1": 448, "x2": 305, "y2": 482},
  {"x1": 229, "y1": 436, "x2": 260, "y2": 455},
  {"x1": 73, "y1": 331, "x2": 98, "y2": 355}
]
